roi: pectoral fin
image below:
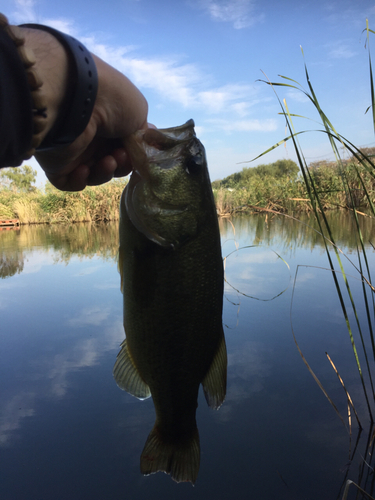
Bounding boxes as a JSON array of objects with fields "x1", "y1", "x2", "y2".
[
  {"x1": 202, "y1": 328, "x2": 227, "y2": 410},
  {"x1": 113, "y1": 339, "x2": 151, "y2": 400}
]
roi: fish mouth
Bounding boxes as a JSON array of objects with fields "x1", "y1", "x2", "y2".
[
  {"x1": 144, "y1": 119, "x2": 196, "y2": 148},
  {"x1": 123, "y1": 120, "x2": 199, "y2": 248},
  {"x1": 128, "y1": 120, "x2": 198, "y2": 179}
]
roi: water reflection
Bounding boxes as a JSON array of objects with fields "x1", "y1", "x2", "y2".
[
  {"x1": 0, "y1": 250, "x2": 24, "y2": 278},
  {"x1": 1, "y1": 212, "x2": 372, "y2": 279},
  {"x1": 219, "y1": 211, "x2": 374, "y2": 254},
  {"x1": 0, "y1": 223, "x2": 124, "y2": 453},
  {"x1": 0, "y1": 215, "x2": 375, "y2": 499},
  {"x1": 0, "y1": 222, "x2": 118, "y2": 266}
]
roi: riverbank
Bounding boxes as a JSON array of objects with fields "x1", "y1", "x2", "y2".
[
  {"x1": 0, "y1": 180, "x2": 126, "y2": 224},
  {"x1": 213, "y1": 161, "x2": 375, "y2": 217},
  {"x1": 0, "y1": 170, "x2": 373, "y2": 224}
]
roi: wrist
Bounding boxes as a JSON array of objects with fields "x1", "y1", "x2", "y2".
[
  {"x1": 91, "y1": 55, "x2": 148, "y2": 138},
  {"x1": 0, "y1": 15, "x2": 70, "y2": 162},
  {"x1": 21, "y1": 26, "x2": 69, "y2": 144},
  {"x1": 21, "y1": 24, "x2": 98, "y2": 152}
]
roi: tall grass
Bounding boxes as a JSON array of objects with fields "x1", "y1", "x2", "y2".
[
  {"x1": 213, "y1": 160, "x2": 375, "y2": 216},
  {"x1": 214, "y1": 176, "x2": 307, "y2": 215},
  {"x1": 250, "y1": 20, "x2": 375, "y2": 499},
  {"x1": 0, "y1": 179, "x2": 127, "y2": 224},
  {"x1": 1, "y1": 167, "x2": 372, "y2": 224},
  {"x1": 13, "y1": 197, "x2": 43, "y2": 223}
]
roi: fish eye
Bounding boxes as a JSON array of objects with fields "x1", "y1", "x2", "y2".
[{"x1": 184, "y1": 155, "x2": 202, "y2": 175}]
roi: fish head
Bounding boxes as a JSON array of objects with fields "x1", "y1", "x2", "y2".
[{"x1": 123, "y1": 120, "x2": 212, "y2": 249}]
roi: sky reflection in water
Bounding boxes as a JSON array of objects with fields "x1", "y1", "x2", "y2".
[{"x1": 0, "y1": 214, "x2": 374, "y2": 500}]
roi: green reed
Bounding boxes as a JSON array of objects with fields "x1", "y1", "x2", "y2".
[
  {"x1": 213, "y1": 174, "x2": 307, "y2": 215},
  {"x1": 251, "y1": 21, "x2": 375, "y2": 427},
  {"x1": 213, "y1": 161, "x2": 375, "y2": 216}
]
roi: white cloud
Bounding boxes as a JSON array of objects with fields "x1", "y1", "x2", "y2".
[
  {"x1": 231, "y1": 101, "x2": 252, "y2": 117},
  {"x1": 286, "y1": 90, "x2": 310, "y2": 104},
  {"x1": 78, "y1": 38, "x2": 205, "y2": 109},
  {"x1": 80, "y1": 37, "x2": 259, "y2": 117},
  {"x1": 11, "y1": 1, "x2": 262, "y2": 123},
  {"x1": 11, "y1": 0, "x2": 37, "y2": 23},
  {"x1": 119, "y1": 57, "x2": 201, "y2": 107},
  {"x1": 10, "y1": 0, "x2": 76, "y2": 33},
  {"x1": 197, "y1": 0, "x2": 264, "y2": 29},
  {"x1": 67, "y1": 306, "x2": 111, "y2": 327},
  {"x1": 42, "y1": 18, "x2": 76, "y2": 35},
  {"x1": 198, "y1": 84, "x2": 253, "y2": 114},
  {"x1": 206, "y1": 118, "x2": 277, "y2": 133},
  {"x1": 46, "y1": 319, "x2": 124, "y2": 397},
  {"x1": 328, "y1": 43, "x2": 357, "y2": 59}
]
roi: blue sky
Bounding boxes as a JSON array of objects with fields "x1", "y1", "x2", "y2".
[{"x1": 3, "y1": 0, "x2": 375, "y2": 184}]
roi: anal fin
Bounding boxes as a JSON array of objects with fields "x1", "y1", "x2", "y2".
[
  {"x1": 117, "y1": 245, "x2": 124, "y2": 293},
  {"x1": 113, "y1": 339, "x2": 151, "y2": 400},
  {"x1": 202, "y1": 328, "x2": 227, "y2": 409}
]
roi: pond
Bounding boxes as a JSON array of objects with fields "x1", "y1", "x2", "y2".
[{"x1": 1, "y1": 212, "x2": 375, "y2": 500}]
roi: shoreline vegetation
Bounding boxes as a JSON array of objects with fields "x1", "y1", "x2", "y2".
[
  {"x1": 0, "y1": 154, "x2": 374, "y2": 225},
  {"x1": 213, "y1": 154, "x2": 375, "y2": 218},
  {"x1": 0, "y1": 179, "x2": 127, "y2": 224}
]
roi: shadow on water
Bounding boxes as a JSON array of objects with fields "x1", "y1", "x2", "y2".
[{"x1": 1, "y1": 213, "x2": 375, "y2": 498}]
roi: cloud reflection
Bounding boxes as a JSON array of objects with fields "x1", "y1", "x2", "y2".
[
  {"x1": 224, "y1": 247, "x2": 291, "y2": 300},
  {"x1": 218, "y1": 340, "x2": 272, "y2": 421},
  {"x1": 67, "y1": 306, "x2": 111, "y2": 327},
  {"x1": 0, "y1": 392, "x2": 36, "y2": 447},
  {"x1": 0, "y1": 312, "x2": 124, "y2": 447}
]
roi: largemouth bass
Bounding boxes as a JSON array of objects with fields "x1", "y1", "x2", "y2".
[{"x1": 114, "y1": 119, "x2": 227, "y2": 484}]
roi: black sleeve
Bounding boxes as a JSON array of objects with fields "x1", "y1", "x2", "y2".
[{"x1": 0, "y1": 28, "x2": 33, "y2": 168}]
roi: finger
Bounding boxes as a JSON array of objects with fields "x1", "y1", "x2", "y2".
[
  {"x1": 111, "y1": 148, "x2": 133, "y2": 177},
  {"x1": 47, "y1": 164, "x2": 90, "y2": 191},
  {"x1": 86, "y1": 155, "x2": 117, "y2": 186}
]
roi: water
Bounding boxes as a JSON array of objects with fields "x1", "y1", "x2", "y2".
[{"x1": 1, "y1": 213, "x2": 375, "y2": 500}]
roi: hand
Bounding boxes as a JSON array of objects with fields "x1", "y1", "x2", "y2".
[{"x1": 22, "y1": 27, "x2": 148, "y2": 191}]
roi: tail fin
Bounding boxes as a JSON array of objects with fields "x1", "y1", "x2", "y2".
[{"x1": 140, "y1": 425, "x2": 200, "y2": 484}]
